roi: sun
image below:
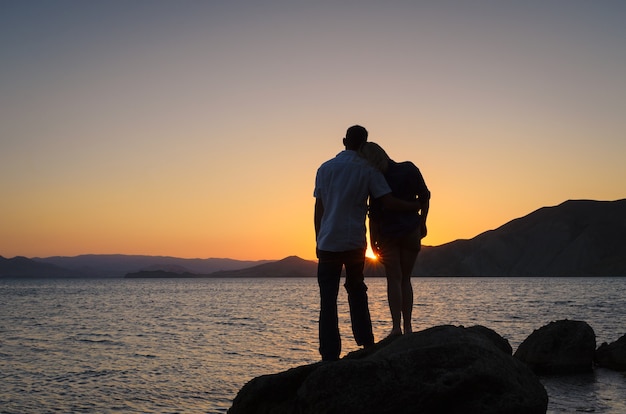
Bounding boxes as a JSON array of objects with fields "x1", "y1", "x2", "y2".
[{"x1": 365, "y1": 246, "x2": 378, "y2": 260}]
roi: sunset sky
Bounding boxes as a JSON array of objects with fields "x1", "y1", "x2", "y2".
[{"x1": 2, "y1": 1, "x2": 625, "y2": 261}]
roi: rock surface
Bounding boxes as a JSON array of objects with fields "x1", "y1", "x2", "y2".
[
  {"x1": 514, "y1": 319, "x2": 596, "y2": 374},
  {"x1": 229, "y1": 325, "x2": 547, "y2": 414},
  {"x1": 595, "y1": 333, "x2": 626, "y2": 371}
]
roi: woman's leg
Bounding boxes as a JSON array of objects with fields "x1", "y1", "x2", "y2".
[
  {"x1": 399, "y1": 248, "x2": 418, "y2": 334},
  {"x1": 398, "y1": 228, "x2": 421, "y2": 334},
  {"x1": 381, "y1": 244, "x2": 403, "y2": 336}
]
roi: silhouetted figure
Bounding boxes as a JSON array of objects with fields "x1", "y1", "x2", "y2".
[
  {"x1": 359, "y1": 142, "x2": 430, "y2": 337},
  {"x1": 313, "y1": 126, "x2": 421, "y2": 361}
]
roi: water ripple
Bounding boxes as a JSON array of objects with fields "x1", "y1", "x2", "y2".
[{"x1": 0, "y1": 277, "x2": 624, "y2": 413}]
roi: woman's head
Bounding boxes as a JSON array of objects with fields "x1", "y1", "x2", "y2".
[{"x1": 359, "y1": 142, "x2": 390, "y2": 173}]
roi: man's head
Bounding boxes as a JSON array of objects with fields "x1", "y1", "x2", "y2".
[{"x1": 343, "y1": 125, "x2": 368, "y2": 150}]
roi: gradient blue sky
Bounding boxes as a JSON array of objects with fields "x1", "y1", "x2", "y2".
[{"x1": 2, "y1": 1, "x2": 625, "y2": 260}]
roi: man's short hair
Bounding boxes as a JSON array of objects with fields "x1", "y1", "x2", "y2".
[{"x1": 345, "y1": 125, "x2": 368, "y2": 150}]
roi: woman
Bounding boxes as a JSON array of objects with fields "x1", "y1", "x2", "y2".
[{"x1": 359, "y1": 142, "x2": 430, "y2": 336}]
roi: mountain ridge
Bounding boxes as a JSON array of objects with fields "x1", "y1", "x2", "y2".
[
  {"x1": 415, "y1": 199, "x2": 626, "y2": 276},
  {"x1": 32, "y1": 254, "x2": 272, "y2": 278},
  {"x1": 2, "y1": 199, "x2": 625, "y2": 278}
]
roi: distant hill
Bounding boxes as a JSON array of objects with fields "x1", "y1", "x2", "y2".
[
  {"x1": 415, "y1": 199, "x2": 626, "y2": 276},
  {"x1": 125, "y1": 255, "x2": 384, "y2": 278},
  {"x1": 0, "y1": 256, "x2": 82, "y2": 278},
  {"x1": 3, "y1": 199, "x2": 625, "y2": 278},
  {"x1": 31, "y1": 254, "x2": 272, "y2": 278},
  {"x1": 125, "y1": 270, "x2": 200, "y2": 278},
  {"x1": 207, "y1": 255, "x2": 317, "y2": 278}
]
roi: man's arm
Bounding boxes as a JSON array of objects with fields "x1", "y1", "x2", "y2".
[
  {"x1": 314, "y1": 198, "x2": 324, "y2": 238},
  {"x1": 413, "y1": 165, "x2": 431, "y2": 238},
  {"x1": 414, "y1": 167, "x2": 430, "y2": 220},
  {"x1": 419, "y1": 197, "x2": 430, "y2": 238},
  {"x1": 378, "y1": 193, "x2": 420, "y2": 212},
  {"x1": 420, "y1": 197, "x2": 430, "y2": 220}
]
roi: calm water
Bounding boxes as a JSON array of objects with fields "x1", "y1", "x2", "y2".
[{"x1": 1, "y1": 277, "x2": 625, "y2": 413}]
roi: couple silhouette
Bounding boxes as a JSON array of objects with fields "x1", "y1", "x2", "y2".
[{"x1": 314, "y1": 125, "x2": 430, "y2": 361}]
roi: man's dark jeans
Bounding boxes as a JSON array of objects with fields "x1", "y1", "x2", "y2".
[{"x1": 317, "y1": 248, "x2": 374, "y2": 361}]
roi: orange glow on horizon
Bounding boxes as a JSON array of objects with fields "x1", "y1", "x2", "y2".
[{"x1": 1, "y1": 2, "x2": 625, "y2": 262}]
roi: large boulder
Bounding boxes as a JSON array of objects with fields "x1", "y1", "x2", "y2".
[
  {"x1": 514, "y1": 319, "x2": 596, "y2": 374},
  {"x1": 229, "y1": 325, "x2": 547, "y2": 414},
  {"x1": 595, "y1": 333, "x2": 626, "y2": 371},
  {"x1": 465, "y1": 324, "x2": 513, "y2": 355}
]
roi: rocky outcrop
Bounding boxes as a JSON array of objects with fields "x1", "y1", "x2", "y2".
[
  {"x1": 514, "y1": 320, "x2": 596, "y2": 374},
  {"x1": 229, "y1": 325, "x2": 548, "y2": 414},
  {"x1": 595, "y1": 333, "x2": 626, "y2": 371}
]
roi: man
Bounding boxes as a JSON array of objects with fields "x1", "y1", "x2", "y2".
[{"x1": 313, "y1": 125, "x2": 421, "y2": 361}]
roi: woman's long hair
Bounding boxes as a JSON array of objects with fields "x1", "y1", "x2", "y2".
[{"x1": 358, "y1": 141, "x2": 390, "y2": 173}]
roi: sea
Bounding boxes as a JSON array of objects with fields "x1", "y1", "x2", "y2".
[{"x1": 1, "y1": 277, "x2": 625, "y2": 413}]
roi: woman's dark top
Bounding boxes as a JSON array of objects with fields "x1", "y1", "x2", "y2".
[{"x1": 369, "y1": 160, "x2": 430, "y2": 240}]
